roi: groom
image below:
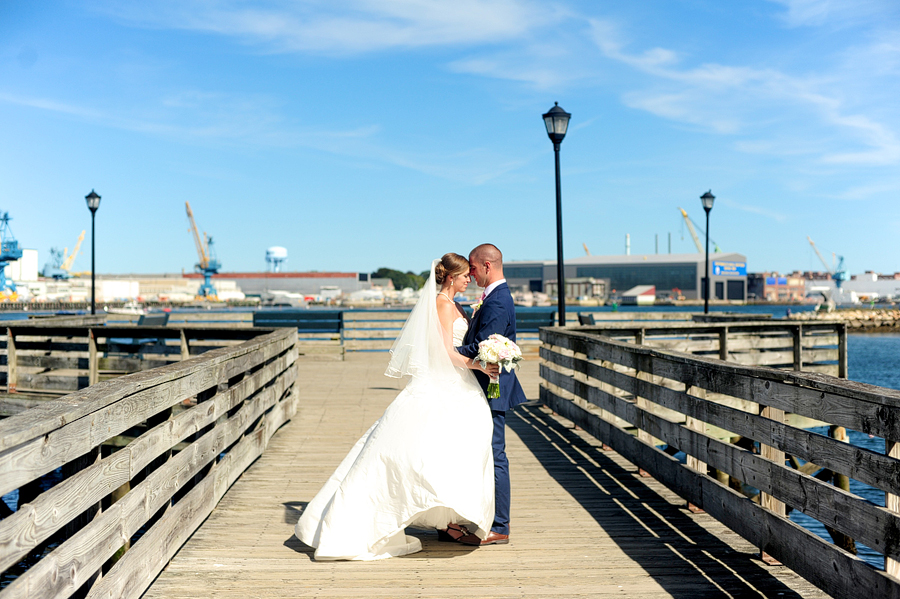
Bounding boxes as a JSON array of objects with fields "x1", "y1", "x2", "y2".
[{"x1": 457, "y1": 243, "x2": 527, "y2": 545}]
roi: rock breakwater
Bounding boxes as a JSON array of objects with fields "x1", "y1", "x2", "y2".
[{"x1": 789, "y1": 308, "x2": 900, "y2": 332}]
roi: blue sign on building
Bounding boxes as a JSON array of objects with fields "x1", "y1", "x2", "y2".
[{"x1": 712, "y1": 261, "x2": 747, "y2": 277}]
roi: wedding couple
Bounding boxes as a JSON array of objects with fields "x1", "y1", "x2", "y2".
[{"x1": 294, "y1": 244, "x2": 527, "y2": 560}]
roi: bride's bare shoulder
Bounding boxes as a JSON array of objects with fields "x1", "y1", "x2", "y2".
[{"x1": 436, "y1": 295, "x2": 457, "y2": 317}]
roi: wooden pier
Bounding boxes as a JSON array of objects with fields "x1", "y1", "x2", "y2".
[
  {"x1": 141, "y1": 352, "x2": 825, "y2": 598},
  {"x1": 1, "y1": 317, "x2": 897, "y2": 598}
]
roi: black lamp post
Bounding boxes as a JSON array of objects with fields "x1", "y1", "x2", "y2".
[
  {"x1": 700, "y1": 190, "x2": 715, "y2": 314},
  {"x1": 85, "y1": 190, "x2": 101, "y2": 315},
  {"x1": 543, "y1": 102, "x2": 571, "y2": 327}
]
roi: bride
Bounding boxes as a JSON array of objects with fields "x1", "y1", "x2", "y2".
[{"x1": 294, "y1": 253, "x2": 498, "y2": 560}]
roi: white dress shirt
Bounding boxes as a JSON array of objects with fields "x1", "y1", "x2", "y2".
[{"x1": 482, "y1": 279, "x2": 507, "y2": 299}]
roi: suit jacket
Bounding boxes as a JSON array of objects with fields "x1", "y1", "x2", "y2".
[{"x1": 457, "y1": 282, "x2": 527, "y2": 412}]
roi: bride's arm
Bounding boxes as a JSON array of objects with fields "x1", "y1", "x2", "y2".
[{"x1": 436, "y1": 298, "x2": 498, "y2": 376}]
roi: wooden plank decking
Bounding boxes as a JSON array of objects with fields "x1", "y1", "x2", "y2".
[{"x1": 143, "y1": 353, "x2": 827, "y2": 598}]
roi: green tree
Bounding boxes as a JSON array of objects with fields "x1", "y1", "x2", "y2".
[{"x1": 371, "y1": 268, "x2": 427, "y2": 291}]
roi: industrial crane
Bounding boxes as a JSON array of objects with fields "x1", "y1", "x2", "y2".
[
  {"x1": 185, "y1": 202, "x2": 221, "y2": 300},
  {"x1": 61, "y1": 230, "x2": 85, "y2": 272},
  {"x1": 0, "y1": 211, "x2": 23, "y2": 299},
  {"x1": 807, "y1": 236, "x2": 848, "y2": 289},
  {"x1": 42, "y1": 230, "x2": 85, "y2": 279},
  {"x1": 678, "y1": 207, "x2": 720, "y2": 253}
]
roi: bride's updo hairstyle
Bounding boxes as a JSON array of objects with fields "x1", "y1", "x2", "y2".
[{"x1": 434, "y1": 253, "x2": 469, "y2": 286}]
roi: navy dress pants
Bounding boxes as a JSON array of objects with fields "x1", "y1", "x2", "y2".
[{"x1": 491, "y1": 410, "x2": 510, "y2": 535}]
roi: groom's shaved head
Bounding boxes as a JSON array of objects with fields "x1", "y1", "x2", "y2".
[
  {"x1": 470, "y1": 244, "x2": 502, "y2": 268},
  {"x1": 469, "y1": 244, "x2": 504, "y2": 288}
]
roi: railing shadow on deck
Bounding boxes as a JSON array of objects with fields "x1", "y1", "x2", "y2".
[
  {"x1": 539, "y1": 324, "x2": 900, "y2": 599},
  {"x1": 509, "y1": 403, "x2": 811, "y2": 599}
]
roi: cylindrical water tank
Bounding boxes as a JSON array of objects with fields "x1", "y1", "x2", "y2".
[
  {"x1": 266, "y1": 246, "x2": 288, "y2": 272},
  {"x1": 266, "y1": 246, "x2": 288, "y2": 261}
]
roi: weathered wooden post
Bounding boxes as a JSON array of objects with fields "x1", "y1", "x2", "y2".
[
  {"x1": 635, "y1": 349, "x2": 654, "y2": 478},
  {"x1": 180, "y1": 329, "x2": 190, "y2": 360},
  {"x1": 792, "y1": 324, "x2": 803, "y2": 371},
  {"x1": 759, "y1": 405, "x2": 787, "y2": 564},
  {"x1": 827, "y1": 425, "x2": 857, "y2": 554},
  {"x1": 88, "y1": 328, "x2": 99, "y2": 386},
  {"x1": 718, "y1": 326, "x2": 729, "y2": 361},
  {"x1": 6, "y1": 327, "x2": 15, "y2": 393},
  {"x1": 686, "y1": 382, "x2": 707, "y2": 512},
  {"x1": 598, "y1": 357, "x2": 616, "y2": 451},
  {"x1": 888, "y1": 439, "x2": 900, "y2": 576},
  {"x1": 837, "y1": 322, "x2": 848, "y2": 378}
]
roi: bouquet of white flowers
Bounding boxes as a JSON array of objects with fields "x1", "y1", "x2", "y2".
[{"x1": 476, "y1": 334, "x2": 523, "y2": 399}]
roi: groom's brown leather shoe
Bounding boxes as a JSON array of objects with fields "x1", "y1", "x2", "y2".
[{"x1": 480, "y1": 531, "x2": 509, "y2": 545}]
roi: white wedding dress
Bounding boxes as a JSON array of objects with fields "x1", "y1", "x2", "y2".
[{"x1": 294, "y1": 262, "x2": 494, "y2": 561}]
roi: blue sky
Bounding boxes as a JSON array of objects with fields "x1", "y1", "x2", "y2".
[{"x1": 2, "y1": 0, "x2": 899, "y2": 276}]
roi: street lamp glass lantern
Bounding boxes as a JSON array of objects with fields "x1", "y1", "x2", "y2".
[
  {"x1": 700, "y1": 190, "x2": 715, "y2": 212},
  {"x1": 543, "y1": 102, "x2": 571, "y2": 142},
  {"x1": 85, "y1": 190, "x2": 101, "y2": 212}
]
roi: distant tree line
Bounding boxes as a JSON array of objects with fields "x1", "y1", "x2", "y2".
[{"x1": 371, "y1": 267, "x2": 430, "y2": 291}]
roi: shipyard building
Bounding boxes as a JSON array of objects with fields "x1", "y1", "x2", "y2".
[
  {"x1": 181, "y1": 271, "x2": 371, "y2": 296},
  {"x1": 505, "y1": 252, "x2": 748, "y2": 301}
]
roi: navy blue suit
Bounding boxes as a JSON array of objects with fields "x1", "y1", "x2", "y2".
[{"x1": 457, "y1": 281, "x2": 526, "y2": 535}]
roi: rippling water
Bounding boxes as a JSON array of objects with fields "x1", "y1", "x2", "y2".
[{"x1": 788, "y1": 334, "x2": 900, "y2": 568}]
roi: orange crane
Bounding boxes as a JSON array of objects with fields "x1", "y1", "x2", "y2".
[{"x1": 185, "y1": 202, "x2": 221, "y2": 300}]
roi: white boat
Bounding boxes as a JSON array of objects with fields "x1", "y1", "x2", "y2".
[{"x1": 105, "y1": 301, "x2": 147, "y2": 315}]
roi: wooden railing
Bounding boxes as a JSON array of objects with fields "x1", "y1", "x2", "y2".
[
  {"x1": 1, "y1": 323, "x2": 267, "y2": 403},
  {"x1": 0, "y1": 327, "x2": 299, "y2": 599},
  {"x1": 540, "y1": 327, "x2": 900, "y2": 599},
  {"x1": 577, "y1": 320, "x2": 847, "y2": 377}
]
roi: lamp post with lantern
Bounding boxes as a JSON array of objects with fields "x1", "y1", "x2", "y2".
[
  {"x1": 700, "y1": 190, "x2": 715, "y2": 314},
  {"x1": 85, "y1": 190, "x2": 101, "y2": 315},
  {"x1": 542, "y1": 102, "x2": 571, "y2": 327}
]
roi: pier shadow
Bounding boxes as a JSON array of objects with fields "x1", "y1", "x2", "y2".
[
  {"x1": 281, "y1": 502, "x2": 478, "y2": 561},
  {"x1": 282, "y1": 501, "x2": 315, "y2": 559},
  {"x1": 282, "y1": 500, "x2": 307, "y2": 525},
  {"x1": 509, "y1": 403, "x2": 818, "y2": 599}
]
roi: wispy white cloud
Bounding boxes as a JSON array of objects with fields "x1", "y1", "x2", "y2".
[
  {"x1": 767, "y1": 0, "x2": 897, "y2": 28},
  {"x1": 587, "y1": 17, "x2": 900, "y2": 166},
  {"x1": 720, "y1": 198, "x2": 789, "y2": 223},
  {"x1": 446, "y1": 38, "x2": 592, "y2": 90},
  {"x1": 825, "y1": 181, "x2": 900, "y2": 201},
  {"x1": 0, "y1": 89, "x2": 524, "y2": 185},
  {"x1": 448, "y1": 56, "x2": 572, "y2": 90},
  {"x1": 0, "y1": 91, "x2": 186, "y2": 137},
  {"x1": 621, "y1": 92, "x2": 741, "y2": 134},
  {"x1": 26, "y1": 2, "x2": 900, "y2": 180},
  {"x1": 374, "y1": 147, "x2": 531, "y2": 185},
  {"x1": 93, "y1": 0, "x2": 558, "y2": 55}
]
